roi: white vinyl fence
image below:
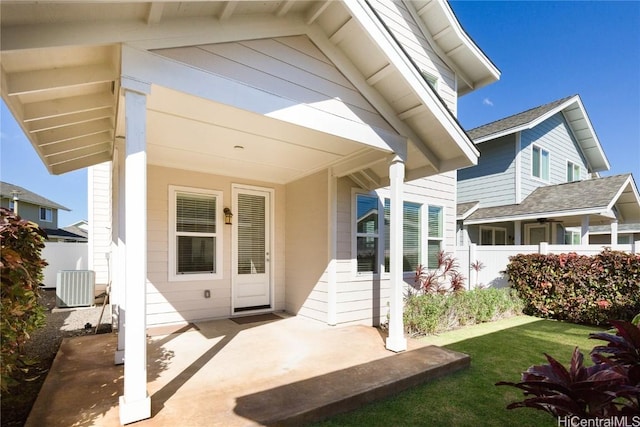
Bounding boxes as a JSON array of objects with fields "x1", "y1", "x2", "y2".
[
  {"x1": 456, "y1": 242, "x2": 639, "y2": 290},
  {"x1": 40, "y1": 242, "x2": 88, "y2": 288}
]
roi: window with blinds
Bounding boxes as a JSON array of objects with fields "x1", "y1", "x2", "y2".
[
  {"x1": 384, "y1": 200, "x2": 421, "y2": 273},
  {"x1": 356, "y1": 194, "x2": 379, "y2": 273},
  {"x1": 169, "y1": 186, "x2": 222, "y2": 281},
  {"x1": 237, "y1": 193, "x2": 266, "y2": 275},
  {"x1": 427, "y1": 205, "x2": 443, "y2": 269}
]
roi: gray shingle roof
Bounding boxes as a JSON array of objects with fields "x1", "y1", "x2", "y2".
[
  {"x1": 456, "y1": 201, "x2": 479, "y2": 219},
  {"x1": 467, "y1": 95, "x2": 576, "y2": 141},
  {"x1": 467, "y1": 174, "x2": 632, "y2": 221},
  {"x1": 0, "y1": 181, "x2": 69, "y2": 211}
]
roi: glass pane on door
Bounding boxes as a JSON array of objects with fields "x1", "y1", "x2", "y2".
[{"x1": 237, "y1": 193, "x2": 265, "y2": 275}]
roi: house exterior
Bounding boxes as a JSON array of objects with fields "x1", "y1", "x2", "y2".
[
  {"x1": 0, "y1": 181, "x2": 86, "y2": 242},
  {"x1": 456, "y1": 95, "x2": 640, "y2": 246},
  {"x1": 588, "y1": 223, "x2": 640, "y2": 245},
  {"x1": 1, "y1": 1, "x2": 499, "y2": 423}
]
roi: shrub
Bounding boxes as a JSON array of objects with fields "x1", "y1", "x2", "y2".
[
  {"x1": 0, "y1": 207, "x2": 47, "y2": 392},
  {"x1": 404, "y1": 288, "x2": 523, "y2": 336},
  {"x1": 506, "y1": 250, "x2": 640, "y2": 325},
  {"x1": 496, "y1": 319, "x2": 640, "y2": 418}
]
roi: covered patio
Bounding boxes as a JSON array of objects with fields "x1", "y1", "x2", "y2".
[{"x1": 26, "y1": 315, "x2": 469, "y2": 426}]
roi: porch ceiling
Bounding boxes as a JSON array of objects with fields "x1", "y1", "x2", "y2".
[
  {"x1": 141, "y1": 86, "x2": 376, "y2": 184},
  {"x1": 1, "y1": 0, "x2": 496, "y2": 181}
]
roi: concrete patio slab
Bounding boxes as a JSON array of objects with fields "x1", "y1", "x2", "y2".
[{"x1": 26, "y1": 315, "x2": 469, "y2": 426}]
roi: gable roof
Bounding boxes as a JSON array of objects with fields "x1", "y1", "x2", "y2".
[
  {"x1": 465, "y1": 174, "x2": 640, "y2": 224},
  {"x1": 456, "y1": 201, "x2": 479, "y2": 220},
  {"x1": 0, "y1": 181, "x2": 69, "y2": 211},
  {"x1": 468, "y1": 95, "x2": 610, "y2": 173},
  {"x1": 1, "y1": 0, "x2": 499, "y2": 179}
]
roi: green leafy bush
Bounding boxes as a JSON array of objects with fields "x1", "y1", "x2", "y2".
[
  {"x1": 1, "y1": 207, "x2": 47, "y2": 391},
  {"x1": 404, "y1": 288, "x2": 523, "y2": 336},
  {"x1": 506, "y1": 250, "x2": 640, "y2": 325}
]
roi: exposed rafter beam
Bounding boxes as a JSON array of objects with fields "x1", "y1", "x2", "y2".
[
  {"x1": 332, "y1": 149, "x2": 390, "y2": 178},
  {"x1": 28, "y1": 108, "x2": 114, "y2": 133},
  {"x1": 329, "y1": 18, "x2": 356, "y2": 44},
  {"x1": 146, "y1": 3, "x2": 164, "y2": 25},
  {"x1": 432, "y1": 26, "x2": 452, "y2": 41},
  {"x1": 365, "y1": 64, "x2": 393, "y2": 86},
  {"x1": 445, "y1": 43, "x2": 465, "y2": 57},
  {"x1": 275, "y1": 0, "x2": 295, "y2": 17},
  {"x1": 36, "y1": 119, "x2": 113, "y2": 145},
  {"x1": 398, "y1": 104, "x2": 427, "y2": 121},
  {"x1": 6, "y1": 64, "x2": 116, "y2": 96},
  {"x1": 45, "y1": 142, "x2": 112, "y2": 165},
  {"x1": 305, "y1": 1, "x2": 330, "y2": 25},
  {"x1": 38, "y1": 132, "x2": 113, "y2": 156},
  {"x1": 23, "y1": 93, "x2": 114, "y2": 122},
  {"x1": 416, "y1": 0, "x2": 436, "y2": 17},
  {"x1": 219, "y1": 1, "x2": 238, "y2": 21},
  {"x1": 50, "y1": 151, "x2": 112, "y2": 175}
]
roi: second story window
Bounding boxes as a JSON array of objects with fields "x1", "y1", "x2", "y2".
[
  {"x1": 421, "y1": 70, "x2": 438, "y2": 92},
  {"x1": 567, "y1": 161, "x2": 581, "y2": 182},
  {"x1": 39, "y1": 207, "x2": 52, "y2": 222},
  {"x1": 532, "y1": 145, "x2": 550, "y2": 181}
]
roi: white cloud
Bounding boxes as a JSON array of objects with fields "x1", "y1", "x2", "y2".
[{"x1": 482, "y1": 98, "x2": 494, "y2": 107}]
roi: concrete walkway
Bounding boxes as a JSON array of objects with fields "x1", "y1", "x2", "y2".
[{"x1": 26, "y1": 314, "x2": 469, "y2": 426}]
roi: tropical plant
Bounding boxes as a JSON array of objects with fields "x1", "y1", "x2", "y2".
[
  {"x1": 0, "y1": 208, "x2": 47, "y2": 392},
  {"x1": 414, "y1": 251, "x2": 466, "y2": 294},
  {"x1": 497, "y1": 320, "x2": 640, "y2": 418}
]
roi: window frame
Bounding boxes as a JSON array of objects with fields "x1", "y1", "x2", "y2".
[
  {"x1": 567, "y1": 161, "x2": 581, "y2": 182},
  {"x1": 352, "y1": 190, "x2": 444, "y2": 276},
  {"x1": 168, "y1": 185, "x2": 223, "y2": 282},
  {"x1": 564, "y1": 229, "x2": 581, "y2": 245},
  {"x1": 420, "y1": 70, "x2": 438, "y2": 92},
  {"x1": 39, "y1": 207, "x2": 53, "y2": 222},
  {"x1": 531, "y1": 145, "x2": 550, "y2": 181},
  {"x1": 479, "y1": 225, "x2": 507, "y2": 246}
]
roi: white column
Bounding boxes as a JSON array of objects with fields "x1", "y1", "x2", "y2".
[
  {"x1": 581, "y1": 216, "x2": 590, "y2": 245},
  {"x1": 386, "y1": 156, "x2": 406, "y2": 353},
  {"x1": 114, "y1": 141, "x2": 126, "y2": 365},
  {"x1": 610, "y1": 220, "x2": 618, "y2": 246},
  {"x1": 119, "y1": 78, "x2": 151, "y2": 425},
  {"x1": 514, "y1": 220, "x2": 522, "y2": 245},
  {"x1": 327, "y1": 171, "x2": 337, "y2": 326}
]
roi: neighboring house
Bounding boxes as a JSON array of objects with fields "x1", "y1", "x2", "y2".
[
  {"x1": 588, "y1": 223, "x2": 640, "y2": 245},
  {"x1": 456, "y1": 95, "x2": 640, "y2": 246},
  {"x1": 0, "y1": 181, "x2": 86, "y2": 242},
  {"x1": 1, "y1": 1, "x2": 499, "y2": 423}
]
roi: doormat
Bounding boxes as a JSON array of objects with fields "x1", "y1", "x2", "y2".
[
  {"x1": 231, "y1": 313, "x2": 282, "y2": 325},
  {"x1": 147, "y1": 323, "x2": 200, "y2": 337}
]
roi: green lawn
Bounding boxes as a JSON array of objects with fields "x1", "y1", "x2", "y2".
[{"x1": 315, "y1": 316, "x2": 604, "y2": 427}]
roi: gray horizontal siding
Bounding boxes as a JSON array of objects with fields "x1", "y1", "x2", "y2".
[
  {"x1": 520, "y1": 113, "x2": 589, "y2": 200},
  {"x1": 457, "y1": 135, "x2": 517, "y2": 207}
]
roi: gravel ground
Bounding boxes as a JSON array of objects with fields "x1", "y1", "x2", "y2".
[{"x1": 1, "y1": 289, "x2": 113, "y2": 427}]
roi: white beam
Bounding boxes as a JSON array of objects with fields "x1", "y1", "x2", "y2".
[
  {"x1": 331, "y1": 149, "x2": 390, "y2": 178},
  {"x1": 275, "y1": 1, "x2": 295, "y2": 17},
  {"x1": 327, "y1": 171, "x2": 337, "y2": 326},
  {"x1": 28, "y1": 108, "x2": 114, "y2": 133},
  {"x1": 146, "y1": 3, "x2": 164, "y2": 25},
  {"x1": 23, "y1": 93, "x2": 114, "y2": 122},
  {"x1": 329, "y1": 18, "x2": 355, "y2": 44},
  {"x1": 305, "y1": 2, "x2": 330, "y2": 25},
  {"x1": 45, "y1": 142, "x2": 111, "y2": 165},
  {"x1": 219, "y1": 1, "x2": 238, "y2": 21},
  {"x1": 610, "y1": 220, "x2": 618, "y2": 245},
  {"x1": 365, "y1": 63, "x2": 393, "y2": 86},
  {"x1": 6, "y1": 64, "x2": 116, "y2": 96},
  {"x1": 416, "y1": 0, "x2": 436, "y2": 16},
  {"x1": 118, "y1": 81, "x2": 151, "y2": 425},
  {"x1": 39, "y1": 131, "x2": 112, "y2": 156},
  {"x1": 397, "y1": 104, "x2": 427, "y2": 121},
  {"x1": 386, "y1": 156, "x2": 406, "y2": 353},
  {"x1": 50, "y1": 151, "x2": 112, "y2": 175},
  {"x1": 581, "y1": 215, "x2": 590, "y2": 244},
  {"x1": 35, "y1": 119, "x2": 113, "y2": 145}
]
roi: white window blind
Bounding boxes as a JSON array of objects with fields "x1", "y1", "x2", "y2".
[
  {"x1": 427, "y1": 206, "x2": 443, "y2": 269},
  {"x1": 175, "y1": 192, "x2": 217, "y2": 274},
  {"x1": 356, "y1": 194, "x2": 379, "y2": 273},
  {"x1": 237, "y1": 193, "x2": 265, "y2": 275},
  {"x1": 384, "y1": 200, "x2": 421, "y2": 273}
]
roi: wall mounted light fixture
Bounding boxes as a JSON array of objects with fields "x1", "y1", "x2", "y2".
[{"x1": 223, "y1": 208, "x2": 233, "y2": 225}]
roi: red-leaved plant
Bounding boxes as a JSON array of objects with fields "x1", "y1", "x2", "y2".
[
  {"x1": 414, "y1": 251, "x2": 465, "y2": 295},
  {"x1": 496, "y1": 320, "x2": 640, "y2": 418}
]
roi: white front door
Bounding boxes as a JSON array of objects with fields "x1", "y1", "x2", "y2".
[{"x1": 232, "y1": 185, "x2": 272, "y2": 312}]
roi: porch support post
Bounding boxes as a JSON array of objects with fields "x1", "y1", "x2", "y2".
[
  {"x1": 327, "y1": 171, "x2": 338, "y2": 326},
  {"x1": 581, "y1": 216, "x2": 590, "y2": 245},
  {"x1": 114, "y1": 140, "x2": 126, "y2": 365},
  {"x1": 514, "y1": 220, "x2": 522, "y2": 245},
  {"x1": 386, "y1": 155, "x2": 406, "y2": 353},
  {"x1": 119, "y1": 77, "x2": 151, "y2": 425},
  {"x1": 610, "y1": 220, "x2": 618, "y2": 246}
]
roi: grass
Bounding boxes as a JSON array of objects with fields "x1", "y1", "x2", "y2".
[{"x1": 314, "y1": 316, "x2": 604, "y2": 427}]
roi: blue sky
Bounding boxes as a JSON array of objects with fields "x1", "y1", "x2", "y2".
[{"x1": 1, "y1": 1, "x2": 639, "y2": 226}]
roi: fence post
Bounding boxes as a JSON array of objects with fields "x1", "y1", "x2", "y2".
[
  {"x1": 468, "y1": 243, "x2": 476, "y2": 290},
  {"x1": 539, "y1": 242, "x2": 549, "y2": 255},
  {"x1": 633, "y1": 241, "x2": 639, "y2": 255}
]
